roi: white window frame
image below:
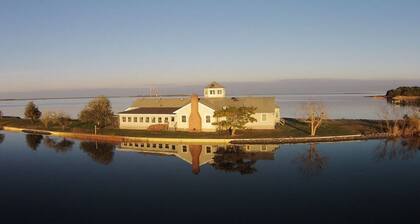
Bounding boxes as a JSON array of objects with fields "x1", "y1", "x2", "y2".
[
  {"x1": 206, "y1": 115, "x2": 211, "y2": 123},
  {"x1": 262, "y1": 114, "x2": 267, "y2": 121}
]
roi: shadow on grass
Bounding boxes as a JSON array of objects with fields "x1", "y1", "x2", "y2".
[{"x1": 284, "y1": 118, "x2": 310, "y2": 135}]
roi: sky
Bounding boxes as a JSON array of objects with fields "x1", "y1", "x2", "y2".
[{"x1": 0, "y1": 0, "x2": 419, "y2": 92}]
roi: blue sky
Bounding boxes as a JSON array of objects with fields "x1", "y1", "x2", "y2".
[{"x1": 0, "y1": 0, "x2": 419, "y2": 92}]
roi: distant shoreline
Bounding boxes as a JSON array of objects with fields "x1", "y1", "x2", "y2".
[
  {"x1": 0, "y1": 94, "x2": 190, "y2": 102},
  {"x1": 0, "y1": 92, "x2": 384, "y2": 102}
]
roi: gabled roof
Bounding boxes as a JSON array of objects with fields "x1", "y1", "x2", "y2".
[
  {"x1": 131, "y1": 97, "x2": 191, "y2": 108},
  {"x1": 200, "y1": 97, "x2": 276, "y2": 113},
  {"x1": 205, "y1": 81, "x2": 224, "y2": 88},
  {"x1": 119, "y1": 107, "x2": 179, "y2": 115},
  {"x1": 127, "y1": 96, "x2": 277, "y2": 114}
]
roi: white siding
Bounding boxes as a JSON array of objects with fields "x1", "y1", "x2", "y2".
[
  {"x1": 119, "y1": 113, "x2": 176, "y2": 130},
  {"x1": 174, "y1": 103, "x2": 217, "y2": 131},
  {"x1": 204, "y1": 87, "x2": 225, "y2": 98}
]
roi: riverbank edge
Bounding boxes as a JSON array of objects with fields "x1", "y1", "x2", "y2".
[{"x1": 1, "y1": 126, "x2": 390, "y2": 144}]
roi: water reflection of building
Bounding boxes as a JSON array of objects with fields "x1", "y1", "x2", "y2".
[{"x1": 118, "y1": 142, "x2": 279, "y2": 174}]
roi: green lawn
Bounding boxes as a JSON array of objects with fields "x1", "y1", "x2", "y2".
[{"x1": 0, "y1": 117, "x2": 384, "y2": 139}]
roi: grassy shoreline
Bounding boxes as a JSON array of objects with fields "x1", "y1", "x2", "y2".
[{"x1": 0, "y1": 117, "x2": 384, "y2": 140}]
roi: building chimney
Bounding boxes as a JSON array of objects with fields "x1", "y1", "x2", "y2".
[{"x1": 188, "y1": 94, "x2": 202, "y2": 132}]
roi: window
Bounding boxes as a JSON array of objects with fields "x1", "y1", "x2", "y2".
[
  {"x1": 158, "y1": 117, "x2": 162, "y2": 123},
  {"x1": 146, "y1": 143, "x2": 150, "y2": 147},
  {"x1": 210, "y1": 90, "x2": 215, "y2": 95},
  {"x1": 217, "y1": 90, "x2": 222, "y2": 94},
  {"x1": 172, "y1": 145, "x2": 176, "y2": 150},
  {"x1": 152, "y1": 144, "x2": 156, "y2": 148},
  {"x1": 140, "y1": 117, "x2": 144, "y2": 122},
  {"x1": 128, "y1": 117, "x2": 132, "y2": 122},
  {"x1": 152, "y1": 117, "x2": 156, "y2": 123},
  {"x1": 171, "y1": 116, "x2": 175, "y2": 122},
  {"x1": 140, "y1": 143, "x2": 144, "y2": 147},
  {"x1": 262, "y1": 145, "x2": 267, "y2": 151},
  {"x1": 135, "y1": 143, "x2": 138, "y2": 147},
  {"x1": 182, "y1": 145, "x2": 188, "y2": 152},
  {"x1": 122, "y1": 117, "x2": 126, "y2": 122},
  {"x1": 206, "y1": 146, "x2": 211, "y2": 154},
  {"x1": 182, "y1": 115, "x2": 187, "y2": 123},
  {"x1": 165, "y1": 144, "x2": 169, "y2": 149},
  {"x1": 145, "y1": 117, "x2": 150, "y2": 123},
  {"x1": 262, "y1": 114, "x2": 267, "y2": 121},
  {"x1": 206, "y1": 115, "x2": 211, "y2": 123},
  {"x1": 159, "y1": 144, "x2": 162, "y2": 149},
  {"x1": 134, "y1": 117, "x2": 138, "y2": 122},
  {"x1": 164, "y1": 117, "x2": 169, "y2": 123}
]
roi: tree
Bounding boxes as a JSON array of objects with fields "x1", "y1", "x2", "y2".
[
  {"x1": 24, "y1": 101, "x2": 42, "y2": 123},
  {"x1": 385, "y1": 86, "x2": 420, "y2": 98},
  {"x1": 41, "y1": 111, "x2": 71, "y2": 130},
  {"x1": 0, "y1": 110, "x2": 3, "y2": 120},
  {"x1": 294, "y1": 143, "x2": 328, "y2": 176},
  {"x1": 41, "y1": 111, "x2": 57, "y2": 128},
  {"x1": 211, "y1": 147, "x2": 258, "y2": 175},
  {"x1": 79, "y1": 96, "x2": 114, "y2": 128},
  {"x1": 212, "y1": 106, "x2": 257, "y2": 136},
  {"x1": 56, "y1": 112, "x2": 71, "y2": 130},
  {"x1": 376, "y1": 106, "x2": 420, "y2": 137},
  {"x1": 80, "y1": 141, "x2": 115, "y2": 165},
  {"x1": 25, "y1": 134, "x2": 43, "y2": 151},
  {"x1": 301, "y1": 102, "x2": 327, "y2": 136},
  {"x1": 44, "y1": 137, "x2": 74, "y2": 153}
]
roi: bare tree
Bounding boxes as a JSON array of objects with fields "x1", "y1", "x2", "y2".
[
  {"x1": 56, "y1": 112, "x2": 71, "y2": 130},
  {"x1": 300, "y1": 102, "x2": 327, "y2": 136},
  {"x1": 41, "y1": 111, "x2": 71, "y2": 130},
  {"x1": 377, "y1": 106, "x2": 419, "y2": 137},
  {"x1": 41, "y1": 111, "x2": 57, "y2": 128}
]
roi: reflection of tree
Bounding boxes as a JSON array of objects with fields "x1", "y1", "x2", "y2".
[
  {"x1": 386, "y1": 97, "x2": 420, "y2": 107},
  {"x1": 25, "y1": 134, "x2": 43, "y2": 151},
  {"x1": 80, "y1": 141, "x2": 115, "y2": 165},
  {"x1": 374, "y1": 138, "x2": 420, "y2": 161},
  {"x1": 0, "y1": 134, "x2": 4, "y2": 144},
  {"x1": 211, "y1": 146, "x2": 257, "y2": 175},
  {"x1": 43, "y1": 137, "x2": 74, "y2": 153},
  {"x1": 294, "y1": 143, "x2": 328, "y2": 177}
]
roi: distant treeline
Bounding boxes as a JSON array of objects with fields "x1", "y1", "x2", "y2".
[{"x1": 385, "y1": 86, "x2": 420, "y2": 98}]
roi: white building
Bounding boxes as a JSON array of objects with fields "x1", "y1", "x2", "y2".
[{"x1": 118, "y1": 82, "x2": 281, "y2": 132}]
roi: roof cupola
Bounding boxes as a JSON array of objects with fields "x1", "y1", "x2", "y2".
[{"x1": 204, "y1": 81, "x2": 225, "y2": 98}]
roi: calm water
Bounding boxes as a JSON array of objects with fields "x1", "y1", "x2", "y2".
[
  {"x1": 0, "y1": 131, "x2": 419, "y2": 223},
  {"x1": 0, "y1": 93, "x2": 416, "y2": 119}
]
